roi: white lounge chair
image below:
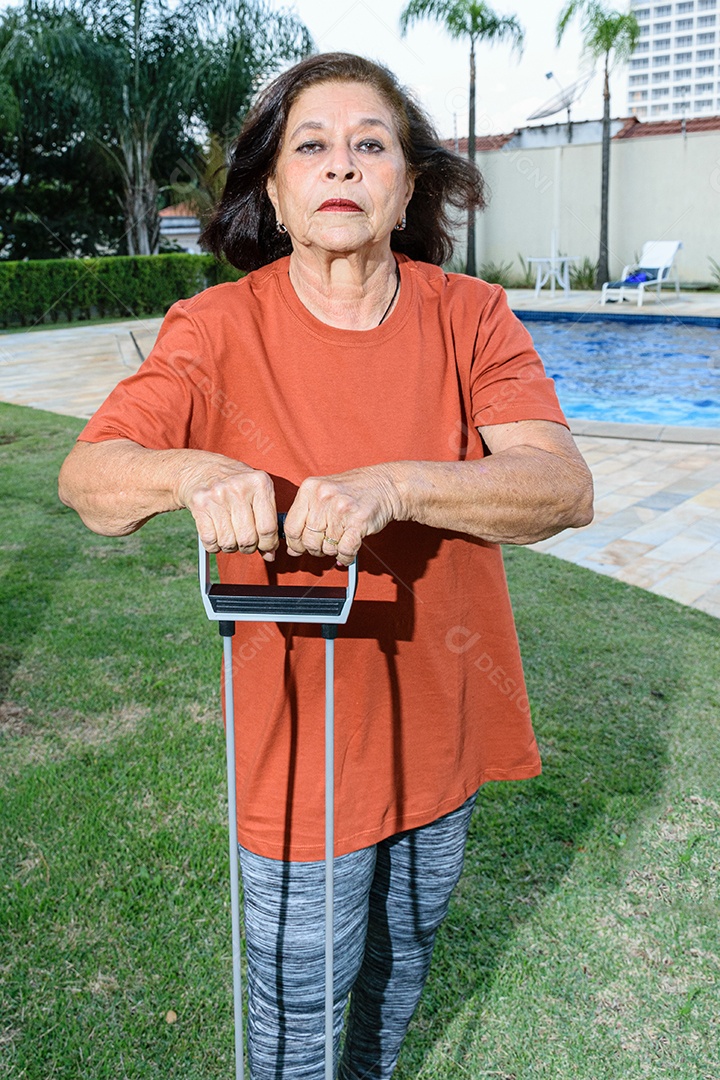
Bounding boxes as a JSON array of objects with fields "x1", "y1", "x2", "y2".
[{"x1": 601, "y1": 241, "x2": 682, "y2": 307}]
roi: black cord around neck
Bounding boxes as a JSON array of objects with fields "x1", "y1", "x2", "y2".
[{"x1": 377, "y1": 263, "x2": 401, "y2": 326}]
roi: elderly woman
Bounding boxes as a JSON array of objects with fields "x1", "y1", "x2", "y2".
[{"x1": 59, "y1": 52, "x2": 593, "y2": 1080}]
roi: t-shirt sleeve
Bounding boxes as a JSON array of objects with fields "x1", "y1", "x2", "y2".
[
  {"x1": 469, "y1": 284, "x2": 568, "y2": 429},
  {"x1": 78, "y1": 301, "x2": 210, "y2": 450}
]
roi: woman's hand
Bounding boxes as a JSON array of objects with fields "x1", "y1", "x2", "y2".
[
  {"x1": 177, "y1": 457, "x2": 279, "y2": 560},
  {"x1": 283, "y1": 465, "x2": 403, "y2": 566},
  {"x1": 59, "y1": 440, "x2": 279, "y2": 560}
]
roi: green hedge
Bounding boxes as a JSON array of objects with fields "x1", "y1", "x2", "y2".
[{"x1": 0, "y1": 254, "x2": 243, "y2": 328}]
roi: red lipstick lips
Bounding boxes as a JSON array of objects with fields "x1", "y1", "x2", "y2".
[{"x1": 318, "y1": 199, "x2": 362, "y2": 211}]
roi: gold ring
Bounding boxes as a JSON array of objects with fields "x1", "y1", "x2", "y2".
[{"x1": 324, "y1": 536, "x2": 339, "y2": 546}]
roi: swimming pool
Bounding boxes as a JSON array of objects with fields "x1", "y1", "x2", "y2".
[{"x1": 520, "y1": 314, "x2": 720, "y2": 427}]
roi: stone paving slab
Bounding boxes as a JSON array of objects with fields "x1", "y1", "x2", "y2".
[
  {"x1": 1, "y1": 310, "x2": 718, "y2": 618},
  {"x1": 0, "y1": 318, "x2": 161, "y2": 419},
  {"x1": 530, "y1": 435, "x2": 720, "y2": 619},
  {"x1": 506, "y1": 288, "x2": 720, "y2": 321}
]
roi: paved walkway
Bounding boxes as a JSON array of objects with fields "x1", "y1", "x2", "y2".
[
  {"x1": 1, "y1": 292, "x2": 718, "y2": 619},
  {"x1": 531, "y1": 434, "x2": 720, "y2": 618}
]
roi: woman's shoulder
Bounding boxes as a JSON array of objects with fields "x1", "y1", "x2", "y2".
[
  {"x1": 402, "y1": 257, "x2": 508, "y2": 319},
  {"x1": 170, "y1": 258, "x2": 289, "y2": 319}
]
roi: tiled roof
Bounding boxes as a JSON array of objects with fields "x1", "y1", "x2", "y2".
[
  {"x1": 442, "y1": 117, "x2": 720, "y2": 153},
  {"x1": 613, "y1": 115, "x2": 720, "y2": 139},
  {"x1": 159, "y1": 202, "x2": 199, "y2": 218},
  {"x1": 443, "y1": 133, "x2": 517, "y2": 153}
]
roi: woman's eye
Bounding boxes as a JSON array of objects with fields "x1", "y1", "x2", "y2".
[
  {"x1": 357, "y1": 140, "x2": 384, "y2": 153},
  {"x1": 297, "y1": 141, "x2": 324, "y2": 154}
]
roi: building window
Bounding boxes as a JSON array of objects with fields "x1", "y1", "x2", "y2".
[
  {"x1": 630, "y1": 73, "x2": 650, "y2": 83},
  {"x1": 634, "y1": 40, "x2": 651, "y2": 51},
  {"x1": 695, "y1": 80, "x2": 715, "y2": 89},
  {"x1": 654, "y1": 3, "x2": 672, "y2": 11},
  {"x1": 655, "y1": 20, "x2": 672, "y2": 30},
  {"x1": 694, "y1": 96, "x2": 714, "y2": 105},
  {"x1": 651, "y1": 87, "x2": 670, "y2": 97},
  {"x1": 653, "y1": 70, "x2": 672, "y2": 79},
  {"x1": 639, "y1": 24, "x2": 650, "y2": 34},
  {"x1": 696, "y1": 63, "x2": 716, "y2": 72},
  {"x1": 675, "y1": 66, "x2": 693, "y2": 75},
  {"x1": 676, "y1": 18, "x2": 694, "y2": 28},
  {"x1": 696, "y1": 31, "x2": 717, "y2": 40},
  {"x1": 696, "y1": 47, "x2": 716, "y2": 57},
  {"x1": 654, "y1": 37, "x2": 671, "y2": 46},
  {"x1": 674, "y1": 84, "x2": 692, "y2": 93},
  {"x1": 675, "y1": 50, "x2": 693, "y2": 59},
  {"x1": 633, "y1": 105, "x2": 649, "y2": 117},
  {"x1": 698, "y1": 13, "x2": 717, "y2": 23},
  {"x1": 654, "y1": 53, "x2": 672, "y2": 63},
  {"x1": 698, "y1": 0, "x2": 716, "y2": 8},
  {"x1": 676, "y1": 0, "x2": 694, "y2": 9},
  {"x1": 630, "y1": 90, "x2": 650, "y2": 100},
  {"x1": 631, "y1": 57, "x2": 651, "y2": 66},
  {"x1": 651, "y1": 103, "x2": 671, "y2": 112},
  {"x1": 676, "y1": 34, "x2": 694, "y2": 43}
]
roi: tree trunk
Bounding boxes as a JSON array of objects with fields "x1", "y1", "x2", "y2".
[
  {"x1": 596, "y1": 56, "x2": 611, "y2": 287},
  {"x1": 120, "y1": 123, "x2": 160, "y2": 256},
  {"x1": 466, "y1": 37, "x2": 476, "y2": 277}
]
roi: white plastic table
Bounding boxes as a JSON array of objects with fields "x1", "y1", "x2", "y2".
[{"x1": 527, "y1": 255, "x2": 580, "y2": 298}]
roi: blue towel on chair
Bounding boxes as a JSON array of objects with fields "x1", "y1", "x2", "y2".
[{"x1": 607, "y1": 269, "x2": 659, "y2": 288}]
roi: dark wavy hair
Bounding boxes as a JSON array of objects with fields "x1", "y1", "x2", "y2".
[{"x1": 201, "y1": 52, "x2": 486, "y2": 270}]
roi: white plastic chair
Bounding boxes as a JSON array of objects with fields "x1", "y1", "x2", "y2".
[{"x1": 601, "y1": 241, "x2": 682, "y2": 307}]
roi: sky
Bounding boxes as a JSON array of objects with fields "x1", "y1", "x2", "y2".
[{"x1": 287, "y1": 0, "x2": 630, "y2": 138}]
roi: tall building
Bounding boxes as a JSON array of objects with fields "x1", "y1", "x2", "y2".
[{"x1": 627, "y1": 0, "x2": 719, "y2": 119}]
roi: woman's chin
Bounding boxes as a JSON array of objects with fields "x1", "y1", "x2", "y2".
[{"x1": 300, "y1": 224, "x2": 383, "y2": 255}]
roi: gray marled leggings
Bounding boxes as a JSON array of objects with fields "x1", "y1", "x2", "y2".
[{"x1": 238, "y1": 790, "x2": 478, "y2": 1080}]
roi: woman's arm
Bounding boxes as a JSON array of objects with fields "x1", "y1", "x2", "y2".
[
  {"x1": 283, "y1": 421, "x2": 593, "y2": 565},
  {"x1": 394, "y1": 420, "x2": 594, "y2": 544},
  {"x1": 58, "y1": 439, "x2": 280, "y2": 558}
]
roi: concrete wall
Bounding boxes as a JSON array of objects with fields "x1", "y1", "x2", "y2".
[{"x1": 473, "y1": 129, "x2": 720, "y2": 283}]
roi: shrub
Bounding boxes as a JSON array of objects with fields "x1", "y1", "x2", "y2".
[
  {"x1": 478, "y1": 259, "x2": 516, "y2": 288},
  {"x1": 0, "y1": 254, "x2": 243, "y2": 328},
  {"x1": 570, "y1": 257, "x2": 599, "y2": 291},
  {"x1": 514, "y1": 255, "x2": 536, "y2": 290}
]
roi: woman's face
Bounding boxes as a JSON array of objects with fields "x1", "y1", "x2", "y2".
[{"x1": 266, "y1": 80, "x2": 414, "y2": 257}]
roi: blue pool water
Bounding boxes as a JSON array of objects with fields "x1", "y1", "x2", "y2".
[{"x1": 521, "y1": 316, "x2": 720, "y2": 427}]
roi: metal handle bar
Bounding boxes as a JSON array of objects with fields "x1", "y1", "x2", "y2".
[{"x1": 198, "y1": 516, "x2": 357, "y2": 625}]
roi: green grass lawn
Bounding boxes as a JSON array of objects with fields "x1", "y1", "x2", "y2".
[{"x1": 1, "y1": 401, "x2": 718, "y2": 1080}]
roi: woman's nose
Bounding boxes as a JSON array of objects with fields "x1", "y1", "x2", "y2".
[
  {"x1": 325, "y1": 149, "x2": 359, "y2": 181},
  {"x1": 326, "y1": 166, "x2": 357, "y2": 181}
]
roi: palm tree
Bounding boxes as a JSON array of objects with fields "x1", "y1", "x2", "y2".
[
  {"x1": 173, "y1": 0, "x2": 313, "y2": 221},
  {"x1": 557, "y1": 2, "x2": 640, "y2": 287},
  {"x1": 399, "y1": 0, "x2": 524, "y2": 276},
  {"x1": 6, "y1": 0, "x2": 312, "y2": 255}
]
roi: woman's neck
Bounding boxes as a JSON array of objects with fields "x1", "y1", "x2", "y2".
[{"x1": 288, "y1": 248, "x2": 400, "y2": 330}]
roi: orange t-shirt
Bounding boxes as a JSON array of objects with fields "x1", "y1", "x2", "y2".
[{"x1": 79, "y1": 255, "x2": 568, "y2": 861}]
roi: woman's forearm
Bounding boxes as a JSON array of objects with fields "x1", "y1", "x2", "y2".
[
  {"x1": 58, "y1": 440, "x2": 208, "y2": 534},
  {"x1": 386, "y1": 446, "x2": 594, "y2": 546},
  {"x1": 58, "y1": 439, "x2": 266, "y2": 537}
]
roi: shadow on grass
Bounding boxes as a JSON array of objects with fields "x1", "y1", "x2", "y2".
[
  {"x1": 0, "y1": 409, "x2": 81, "y2": 705},
  {"x1": 395, "y1": 547, "x2": 689, "y2": 1078}
]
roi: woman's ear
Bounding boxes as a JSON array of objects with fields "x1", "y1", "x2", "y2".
[
  {"x1": 266, "y1": 174, "x2": 280, "y2": 217},
  {"x1": 404, "y1": 172, "x2": 415, "y2": 210}
]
